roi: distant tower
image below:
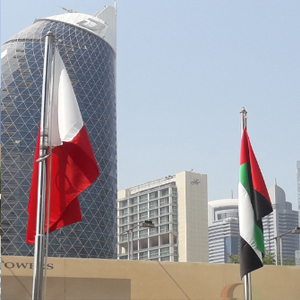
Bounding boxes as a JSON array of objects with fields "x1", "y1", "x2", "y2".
[
  {"x1": 1, "y1": 5, "x2": 117, "y2": 258},
  {"x1": 209, "y1": 182, "x2": 299, "y2": 264},
  {"x1": 297, "y1": 161, "x2": 300, "y2": 228},
  {"x1": 266, "y1": 182, "x2": 299, "y2": 264},
  {"x1": 208, "y1": 199, "x2": 239, "y2": 263}
]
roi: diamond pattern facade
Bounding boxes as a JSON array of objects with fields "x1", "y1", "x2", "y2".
[{"x1": 1, "y1": 18, "x2": 117, "y2": 258}]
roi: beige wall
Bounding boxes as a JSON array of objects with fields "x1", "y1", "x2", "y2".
[{"x1": 2, "y1": 255, "x2": 299, "y2": 300}]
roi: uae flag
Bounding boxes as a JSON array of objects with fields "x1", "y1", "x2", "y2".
[
  {"x1": 26, "y1": 49, "x2": 99, "y2": 244},
  {"x1": 238, "y1": 127, "x2": 273, "y2": 278}
]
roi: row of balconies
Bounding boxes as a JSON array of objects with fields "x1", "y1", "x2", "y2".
[
  {"x1": 118, "y1": 225, "x2": 178, "y2": 241},
  {"x1": 118, "y1": 213, "x2": 178, "y2": 226},
  {"x1": 118, "y1": 193, "x2": 178, "y2": 209},
  {"x1": 118, "y1": 244, "x2": 178, "y2": 259},
  {"x1": 118, "y1": 207, "x2": 177, "y2": 221},
  {"x1": 118, "y1": 198, "x2": 178, "y2": 216}
]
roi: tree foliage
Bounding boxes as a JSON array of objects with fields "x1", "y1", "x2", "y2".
[{"x1": 229, "y1": 251, "x2": 276, "y2": 265}]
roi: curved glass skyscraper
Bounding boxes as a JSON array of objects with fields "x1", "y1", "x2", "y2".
[{"x1": 1, "y1": 5, "x2": 117, "y2": 258}]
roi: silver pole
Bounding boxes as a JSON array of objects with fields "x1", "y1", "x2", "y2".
[
  {"x1": 127, "y1": 231, "x2": 130, "y2": 260},
  {"x1": 240, "y1": 107, "x2": 252, "y2": 300},
  {"x1": 275, "y1": 238, "x2": 278, "y2": 265},
  {"x1": 240, "y1": 107, "x2": 247, "y2": 134},
  {"x1": 130, "y1": 230, "x2": 133, "y2": 260},
  {"x1": 279, "y1": 236, "x2": 283, "y2": 266},
  {"x1": 32, "y1": 32, "x2": 54, "y2": 300},
  {"x1": 244, "y1": 273, "x2": 252, "y2": 300}
]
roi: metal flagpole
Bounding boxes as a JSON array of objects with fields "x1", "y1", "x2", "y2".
[
  {"x1": 130, "y1": 230, "x2": 133, "y2": 260},
  {"x1": 240, "y1": 107, "x2": 252, "y2": 300},
  {"x1": 279, "y1": 236, "x2": 283, "y2": 266},
  {"x1": 127, "y1": 232, "x2": 130, "y2": 260},
  {"x1": 240, "y1": 107, "x2": 247, "y2": 134},
  {"x1": 31, "y1": 31, "x2": 54, "y2": 300}
]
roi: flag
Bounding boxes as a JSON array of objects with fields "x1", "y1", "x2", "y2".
[
  {"x1": 26, "y1": 49, "x2": 99, "y2": 244},
  {"x1": 238, "y1": 127, "x2": 273, "y2": 278}
]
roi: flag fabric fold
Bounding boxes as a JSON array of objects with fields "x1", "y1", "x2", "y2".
[
  {"x1": 26, "y1": 49, "x2": 99, "y2": 244},
  {"x1": 238, "y1": 127, "x2": 273, "y2": 278}
]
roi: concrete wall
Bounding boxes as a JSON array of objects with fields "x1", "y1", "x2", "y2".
[{"x1": 2, "y1": 255, "x2": 300, "y2": 300}]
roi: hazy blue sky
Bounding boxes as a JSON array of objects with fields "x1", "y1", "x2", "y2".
[{"x1": 2, "y1": 0, "x2": 300, "y2": 210}]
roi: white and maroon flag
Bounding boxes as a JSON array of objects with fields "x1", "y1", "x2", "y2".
[
  {"x1": 238, "y1": 127, "x2": 273, "y2": 278},
  {"x1": 26, "y1": 49, "x2": 99, "y2": 244}
]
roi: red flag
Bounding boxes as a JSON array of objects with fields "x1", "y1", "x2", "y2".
[{"x1": 26, "y1": 50, "x2": 99, "y2": 244}]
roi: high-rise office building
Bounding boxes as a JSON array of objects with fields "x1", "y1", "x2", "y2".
[
  {"x1": 267, "y1": 182, "x2": 299, "y2": 263},
  {"x1": 117, "y1": 171, "x2": 209, "y2": 263},
  {"x1": 208, "y1": 199, "x2": 239, "y2": 263},
  {"x1": 209, "y1": 182, "x2": 299, "y2": 264},
  {"x1": 297, "y1": 161, "x2": 300, "y2": 254},
  {"x1": 297, "y1": 161, "x2": 300, "y2": 227},
  {"x1": 1, "y1": 5, "x2": 117, "y2": 258}
]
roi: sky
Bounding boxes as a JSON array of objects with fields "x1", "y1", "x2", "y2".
[{"x1": 1, "y1": 0, "x2": 300, "y2": 210}]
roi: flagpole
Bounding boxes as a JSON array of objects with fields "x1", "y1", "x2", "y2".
[
  {"x1": 240, "y1": 107, "x2": 247, "y2": 133},
  {"x1": 32, "y1": 31, "x2": 54, "y2": 300},
  {"x1": 240, "y1": 107, "x2": 252, "y2": 300}
]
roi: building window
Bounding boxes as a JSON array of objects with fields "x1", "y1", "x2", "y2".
[
  {"x1": 130, "y1": 206, "x2": 138, "y2": 214},
  {"x1": 131, "y1": 214, "x2": 138, "y2": 222},
  {"x1": 149, "y1": 209, "x2": 158, "y2": 218},
  {"x1": 160, "y1": 207, "x2": 169, "y2": 215},
  {"x1": 120, "y1": 234, "x2": 128, "y2": 242},
  {"x1": 160, "y1": 256, "x2": 170, "y2": 261},
  {"x1": 120, "y1": 208, "x2": 128, "y2": 216},
  {"x1": 139, "y1": 251, "x2": 148, "y2": 259},
  {"x1": 120, "y1": 225, "x2": 128, "y2": 232},
  {"x1": 160, "y1": 188, "x2": 169, "y2": 197},
  {"x1": 139, "y1": 229, "x2": 148, "y2": 238},
  {"x1": 150, "y1": 200, "x2": 158, "y2": 209},
  {"x1": 160, "y1": 197, "x2": 169, "y2": 206},
  {"x1": 120, "y1": 200, "x2": 128, "y2": 208},
  {"x1": 160, "y1": 216, "x2": 169, "y2": 224},
  {"x1": 172, "y1": 188, "x2": 177, "y2": 196},
  {"x1": 139, "y1": 203, "x2": 148, "y2": 212},
  {"x1": 139, "y1": 194, "x2": 148, "y2": 202},
  {"x1": 150, "y1": 249, "x2": 159, "y2": 258},
  {"x1": 160, "y1": 247, "x2": 170, "y2": 255},
  {"x1": 150, "y1": 227, "x2": 158, "y2": 235},
  {"x1": 150, "y1": 218, "x2": 158, "y2": 225},
  {"x1": 120, "y1": 217, "x2": 128, "y2": 225},
  {"x1": 160, "y1": 225, "x2": 169, "y2": 233},
  {"x1": 139, "y1": 212, "x2": 148, "y2": 220},
  {"x1": 149, "y1": 191, "x2": 158, "y2": 199},
  {"x1": 130, "y1": 197, "x2": 138, "y2": 205}
]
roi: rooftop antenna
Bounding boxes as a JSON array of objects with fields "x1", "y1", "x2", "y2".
[{"x1": 58, "y1": 6, "x2": 77, "y2": 13}]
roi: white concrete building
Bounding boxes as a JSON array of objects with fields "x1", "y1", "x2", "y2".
[{"x1": 117, "y1": 171, "x2": 208, "y2": 263}]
